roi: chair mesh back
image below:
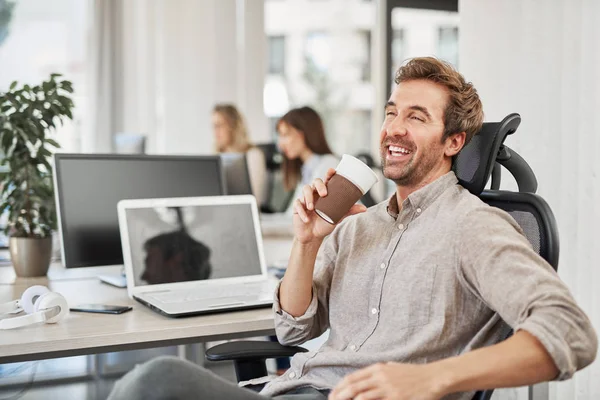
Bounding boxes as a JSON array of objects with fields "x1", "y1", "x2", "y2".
[
  {"x1": 507, "y1": 210, "x2": 541, "y2": 255},
  {"x1": 480, "y1": 191, "x2": 558, "y2": 270}
]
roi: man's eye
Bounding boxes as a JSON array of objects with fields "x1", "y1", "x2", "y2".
[
  {"x1": 410, "y1": 116, "x2": 425, "y2": 122},
  {"x1": 385, "y1": 111, "x2": 396, "y2": 116}
]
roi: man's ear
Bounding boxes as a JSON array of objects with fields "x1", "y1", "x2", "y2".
[{"x1": 445, "y1": 132, "x2": 466, "y2": 157}]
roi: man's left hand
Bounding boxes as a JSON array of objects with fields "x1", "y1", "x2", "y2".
[{"x1": 328, "y1": 362, "x2": 447, "y2": 400}]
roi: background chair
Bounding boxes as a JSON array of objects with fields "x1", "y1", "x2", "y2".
[
  {"x1": 211, "y1": 114, "x2": 559, "y2": 400},
  {"x1": 255, "y1": 143, "x2": 295, "y2": 213},
  {"x1": 353, "y1": 152, "x2": 382, "y2": 208}
]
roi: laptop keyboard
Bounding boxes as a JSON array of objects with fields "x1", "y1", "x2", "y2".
[{"x1": 148, "y1": 281, "x2": 274, "y2": 304}]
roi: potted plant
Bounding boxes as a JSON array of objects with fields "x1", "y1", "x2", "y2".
[{"x1": 0, "y1": 74, "x2": 74, "y2": 277}]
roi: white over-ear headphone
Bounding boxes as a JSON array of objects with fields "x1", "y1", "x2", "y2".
[{"x1": 0, "y1": 285, "x2": 69, "y2": 329}]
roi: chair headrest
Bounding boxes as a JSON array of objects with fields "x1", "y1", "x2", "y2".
[
  {"x1": 453, "y1": 113, "x2": 521, "y2": 195},
  {"x1": 255, "y1": 143, "x2": 283, "y2": 171}
]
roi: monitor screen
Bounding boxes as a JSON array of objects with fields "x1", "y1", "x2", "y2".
[
  {"x1": 54, "y1": 154, "x2": 224, "y2": 268},
  {"x1": 123, "y1": 203, "x2": 262, "y2": 287}
]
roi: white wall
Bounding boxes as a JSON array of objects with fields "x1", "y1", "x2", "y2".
[
  {"x1": 88, "y1": 0, "x2": 267, "y2": 154},
  {"x1": 460, "y1": 1, "x2": 600, "y2": 399}
]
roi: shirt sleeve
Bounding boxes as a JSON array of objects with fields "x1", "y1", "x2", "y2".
[
  {"x1": 456, "y1": 206, "x2": 597, "y2": 380},
  {"x1": 272, "y1": 233, "x2": 338, "y2": 346}
]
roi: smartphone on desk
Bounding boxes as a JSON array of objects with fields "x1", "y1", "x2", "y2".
[{"x1": 70, "y1": 304, "x2": 133, "y2": 315}]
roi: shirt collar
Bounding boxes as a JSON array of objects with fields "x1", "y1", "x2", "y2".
[{"x1": 386, "y1": 171, "x2": 459, "y2": 219}]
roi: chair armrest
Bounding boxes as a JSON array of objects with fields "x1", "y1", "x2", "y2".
[{"x1": 205, "y1": 340, "x2": 308, "y2": 362}]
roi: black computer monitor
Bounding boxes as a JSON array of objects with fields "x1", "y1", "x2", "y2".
[
  {"x1": 220, "y1": 153, "x2": 253, "y2": 196},
  {"x1": 53, "y1": 154, "x2": 225, "y2": 268}
]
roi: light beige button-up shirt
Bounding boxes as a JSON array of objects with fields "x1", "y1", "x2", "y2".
[{"x1": 261, "y1": 172, "x2": 597, "y2": 399}]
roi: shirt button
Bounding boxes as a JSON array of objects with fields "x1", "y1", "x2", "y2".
[
  {"x1": 349, "y1": 344, "x2": 357, "y2": 351},
  {"x1": 288, "y1": 371, "x2": 296, "y2": 379},
  {"x1": 416, "y1": 208, "x2": 422, "y2": 213},
  {"x1": 379, "y1": 263, "x2": 386, "y2": 269},
  {"x1": 398, "y1": 223, "x2": 404, "y2": 230},
  {"x1": 371, "y1": 308, "x2": 378, "y2": 314}
]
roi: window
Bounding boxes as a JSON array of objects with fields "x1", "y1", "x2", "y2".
[
  {"x1": 268, "y1": 35, "x2": 285, "y2": 75},
  {"x1": 305, "y1": 31, "x2": 331, "y2": 72},
  {"x1": 265, "y1": 1, "x2": 376, "y2": 157},
  {"x1": 359, "y1": 30, "x2": 372, "y2": 82},
  {"x1": 391, "y1": 7, "x2": 459, "y2": 67},
  {"x1": 437, "y1": 26, "x2": 459, "y2": 67},
  {"x1": 391, "y1": 29, "x2": 404, "y2": 77}
]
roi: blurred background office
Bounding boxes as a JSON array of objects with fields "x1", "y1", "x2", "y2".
[{"x1": 0, "y1": 0, "x2": 599, "y2": 399}]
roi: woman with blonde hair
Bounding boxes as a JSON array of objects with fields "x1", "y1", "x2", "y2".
[
  {"x1": 212, "y1": 104, "x2": 267, "y2": 206},
  {"x1": 277, "y1": 106, "x2": 339, "y2": 213}
]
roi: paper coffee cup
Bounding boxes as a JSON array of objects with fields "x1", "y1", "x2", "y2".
[{"x1": 315, "y1": 154, "x2": 379, "y2": 224}]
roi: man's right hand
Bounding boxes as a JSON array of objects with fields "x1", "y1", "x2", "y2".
[{"x1": 293, "y1": 168, "x2": 367, "y2": 244}]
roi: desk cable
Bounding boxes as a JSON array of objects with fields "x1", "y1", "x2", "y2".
[{"x1": 0, "y1": 361, "x2": 39, "y2": 400}]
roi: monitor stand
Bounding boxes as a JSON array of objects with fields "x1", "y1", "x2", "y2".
[{"x1": 98, "y1": 267, "x2": 127, "y2": 288}]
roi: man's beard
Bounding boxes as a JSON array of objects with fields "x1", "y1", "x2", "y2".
[{"x1": 380, "y1": 142, "x2": 442, "y2": 187}]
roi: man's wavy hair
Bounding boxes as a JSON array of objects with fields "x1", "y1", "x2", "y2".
[{"x1": 394, "y1": 57, "x2": 484, "y2": 145}]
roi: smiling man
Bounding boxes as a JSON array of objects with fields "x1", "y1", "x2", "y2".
[{"x1": 108, "y1": 57, "x2": 597, "y2": 400}]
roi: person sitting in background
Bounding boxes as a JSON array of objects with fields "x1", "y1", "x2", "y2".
[
  {"x1": 212, "y1": 104, "x2": 267, "y2": 206},
  {"x1": 276, "y1": 106, "x2": 339, "y2": 214}
]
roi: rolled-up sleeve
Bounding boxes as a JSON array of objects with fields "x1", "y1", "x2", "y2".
[
  {"x1": 457, "y1": 206, "x2": 598, "y2": 380},
  {"x1": 272, "y1": 235, "x2": 338, "y2": 346}
]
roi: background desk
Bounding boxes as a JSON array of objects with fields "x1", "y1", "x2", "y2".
[{"x1": 0, "y1": 274, "x2": 275, "y2": 364}]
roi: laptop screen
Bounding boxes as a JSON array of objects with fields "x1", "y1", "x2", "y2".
[{"x1": 124, "y1": 203, "x2": 263, "y2": 287}]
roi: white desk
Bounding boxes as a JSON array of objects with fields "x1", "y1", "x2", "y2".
[
  {"x1": 0, "y1": 232, "x2": 294, "y2": 365},
  {"x1": 0, "y1": 276, "x2": 275, "y2": 364}
]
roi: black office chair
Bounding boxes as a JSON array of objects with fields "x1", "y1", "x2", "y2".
[
  {"x1": 208, "y1": 114, "x2": 560, "y2": 400},
  {"x1": 354, "y1": 152, "x2": 380, "y2": 208},
  {"x1": 255, "y1": 143, "x2": 296, "y2": 213},
  {"x1": 453, "y1": 113, "x2": 559, "y2": 399}
]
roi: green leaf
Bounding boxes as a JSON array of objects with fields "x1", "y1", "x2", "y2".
[
  {"x1": 39, "y1": 147, "x2": 52, "y2": 158},
  {"x1": 45, "y1": 138, "x2": 60, "y2": 148},
  {"x1": 9, "y1": 81, "x2": 18, "y2": 91},
  {"x1": 60, "y1": 81, "x2": 74, "y2": 93}
]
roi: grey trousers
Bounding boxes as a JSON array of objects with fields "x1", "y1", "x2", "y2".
[{"x1": 107, "y1": 356, "x2": 329, "y2": 400}]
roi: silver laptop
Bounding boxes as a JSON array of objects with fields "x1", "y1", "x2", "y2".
[{"x1": 117, "y1": 195, "x2": 276, "y2": 317}]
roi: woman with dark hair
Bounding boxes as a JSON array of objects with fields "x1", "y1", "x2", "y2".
[{"x1": 277, "y1": 106, "x2": 339, "y2": 213}]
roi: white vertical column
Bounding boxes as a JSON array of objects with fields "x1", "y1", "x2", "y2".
[
  {"x1": 238, "y1": 0, "x2": 269, "y2": 144},
  {"x1": 460, "y1": 1, "x2": 600, "y2": 399}
]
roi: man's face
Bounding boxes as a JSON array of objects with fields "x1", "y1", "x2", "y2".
[{"x1": 380, "y1": 79, "x2": 453, "y2": 187}]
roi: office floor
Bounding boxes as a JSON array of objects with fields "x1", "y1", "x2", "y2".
[
  {"x1": 0, "y1": 333, "x2": 330, "y2": 400},
  {"x1": 0, "y1": 356, "x2": 237, "y2": 400}
]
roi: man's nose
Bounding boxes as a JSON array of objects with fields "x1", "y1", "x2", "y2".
[{"x1": 386, "y1": 117, "x2": 408, "y2": 138}]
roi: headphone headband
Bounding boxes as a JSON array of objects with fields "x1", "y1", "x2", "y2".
[{"x1": 0, "y1": 300, "x2": 21, "y2": 315}]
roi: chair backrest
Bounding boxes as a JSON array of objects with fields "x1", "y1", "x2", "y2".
[
  {"x1": 453, "y1": 113, "x2": 521, "y2": 195},
  {"x1": 456, "y1": 115, "x2": 560, "y2": 400},
  {"x1": 254, "y1": 142, "x2": 294, "y2": 213},
  {"x1": 354, "y1": 152, "x2": 379, "y2": 207}
]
